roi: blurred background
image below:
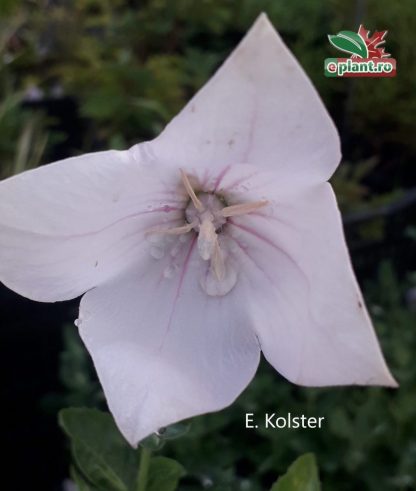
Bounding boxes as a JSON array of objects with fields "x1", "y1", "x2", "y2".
[{"x1": 0, "y1": 0, "x2": 415, "y2": 490}]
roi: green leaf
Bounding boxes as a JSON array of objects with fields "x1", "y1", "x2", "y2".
[
  {"x1": 140, "y1": 433, "x2": 165, "y2": 451},
  {"x1": 328, "y1": 31, "x2": 368, "y2": 58},
  {"x1": 270, "y1": 454, "x2": 321, "y2": 491},
  {"x1": 147, "y1": 456, "x2": 186, "y2": 491},
  {"x1": 70, "y1": 466, "x2": 99, "y2": 491},
  {"x1": 139, "y1": 422, "x2": 191, "y2": 451},
  {"x1": 59, "y1": 408, "x2": 139, "y2": 491},
  {"x1": 157, "y1": 422, "x2": 191, "y2": 440}
]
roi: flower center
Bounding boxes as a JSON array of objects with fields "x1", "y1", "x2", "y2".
[
  {"x1": 185, "y1": 193, "x2": 226, "y2": 232},
  {"x1": 146, "y1": 169, "x2": 268, "y2": 296}
]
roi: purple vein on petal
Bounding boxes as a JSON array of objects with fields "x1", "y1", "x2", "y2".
[
  {"x1": 249, "y1": 212, "x2": 302, "y2": 234},
  {"x1": 229, "y1": 235, "x2": 302, "y2": 317},
  {"x1": 229, "y1": 236, "x2": 306, "y2": 383},
  {"x1": 213, "y1": 165, "x2": 231, "y2": 192},
  {"x1": 228, "y1": 220, "x2": 312, "y2": 291},
  {"x1": 157, "y1": 235, "x2": 197, "y2": 352},
  {"x1": 228, "y1": 223, "x2": 343, "y2": 364},
  {"x1": 220, "y1": 171, "x2": 259, "y2": 194},
  {"x1": 1, "y1": 207, "x2": 183, "y2": 240}
]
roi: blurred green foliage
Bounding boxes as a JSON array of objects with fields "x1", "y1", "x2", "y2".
[
  {"x1": 1, "y1": 0, "x2": 415, "y2": 195},
  {"x1": 270, "y1": 454, "x2": 320, "y2": 491}
]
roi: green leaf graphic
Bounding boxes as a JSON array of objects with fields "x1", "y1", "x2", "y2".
[{"x1": 328, "y1": 30, "x2": 368, "y2": 58}]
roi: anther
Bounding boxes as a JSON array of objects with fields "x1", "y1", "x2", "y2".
[
  {"x1": 145, "y1": 221, "x2": 196, "y2": 236},
  {"x1": 180, "y1": 169, "x2": 204, "y2": 212},
  {"x1": 211, "y1": 240, "x2": 225, "y2": 281},
  {"x1": 220, "y1": 200, "x2": 268, "y2": 218}
]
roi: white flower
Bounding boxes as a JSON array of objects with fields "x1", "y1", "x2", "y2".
[{"x1": 0, "y1": 14, "x2": 396, "y2": 446}]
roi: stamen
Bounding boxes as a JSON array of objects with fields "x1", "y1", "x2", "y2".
[
  {"x1": 180, "y1": 169, "x2": 204, "y2": 212},
  {"x1": 146, "y1": 221, "x2": 196, "y2": 236},
  {"x1": 211, "y1": 239, "x2": 225, "y2": 281},
  {"x1": 220, "y1": 200, "x2": 268, "y2": 218}
]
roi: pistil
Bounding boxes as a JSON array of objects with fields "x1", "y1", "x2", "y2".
[{"x1": 198, "y1": 213, "x2": 217, "y2": 261}]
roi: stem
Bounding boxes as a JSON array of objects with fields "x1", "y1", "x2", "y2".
[{"x1": 136, "y1": 446, "x2": 152, "y2": 491}]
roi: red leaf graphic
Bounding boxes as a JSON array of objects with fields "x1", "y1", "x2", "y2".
[{"x1": 358, "y1": 25, "x2": 390, "y2": 58}]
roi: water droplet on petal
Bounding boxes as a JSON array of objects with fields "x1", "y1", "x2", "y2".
[
  {"x1": 170, "y1": 241, "x2": 182, "y2": 257},
  {"x1": 200, "y1": 261, "x2": 237, "y2": 297},
  {"x1": 163, "y1": 263, "x2": 179, "y2": 279},
  {"x1": 146, "y1": 234, "x2": 164, "y2": 245},
  {"x1": 150, "y1": 246, "x2": 165, "y2": 259}
]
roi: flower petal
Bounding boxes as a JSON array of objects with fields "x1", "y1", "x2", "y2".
[
  {"x1": 148, "y1": 13, "x2": 340, "y2": 187},
  {"x1": 0, "y1": 149, "x2": 185, "y2": 301},
  {"x1": 78, "y1": 235, "x2": 260, "y2": 446},
  {"x1": 229, "y1": 183, "x2": 396, "y2": 387}
]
